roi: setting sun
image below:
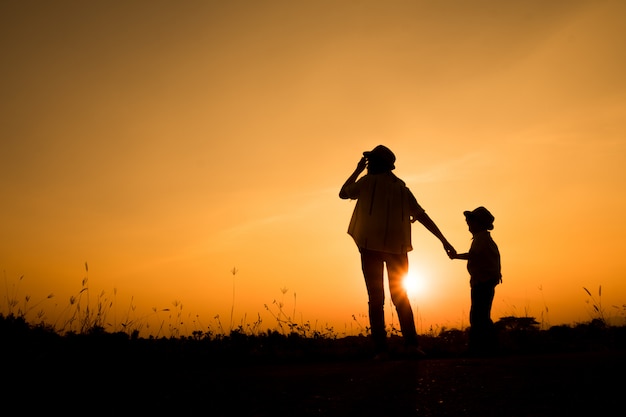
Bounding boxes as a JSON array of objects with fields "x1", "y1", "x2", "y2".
[{"x1": 403, "y1": 270, "x2": 427, "y2": 298}]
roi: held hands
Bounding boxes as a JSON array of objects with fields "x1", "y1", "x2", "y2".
[{"x1": 444, "y1": 242, "x2": 457, "y2": 259}]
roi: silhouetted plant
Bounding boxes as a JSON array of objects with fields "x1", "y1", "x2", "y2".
[
  {"x1": 583, "y1": 285, "x2": 606, "y2": 324},
  {"x1": 3, "y1": 271, "x2": 626, "y2": 361},
  {"x1": 496, "y1": 316, "x2": 540, "y2": 331}
]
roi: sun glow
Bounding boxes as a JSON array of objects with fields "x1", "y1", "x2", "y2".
[{"x1": 403, "y1": 269, "x2": 427, "y2": 298}]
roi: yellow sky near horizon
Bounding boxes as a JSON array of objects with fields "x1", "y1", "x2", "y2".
[{"x1": 1, "y1": 0, "x2": 625, "y2": 336}]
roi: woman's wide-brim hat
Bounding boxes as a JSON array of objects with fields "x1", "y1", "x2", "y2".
[{"x1": 363, "y1": 145, "x2": 396, "y2": 170}]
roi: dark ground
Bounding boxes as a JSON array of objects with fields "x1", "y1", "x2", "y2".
[
  {"x1": 8, "y1": 346, "x2": 626, "y2": 416},
  {"x1": 4, "y1": 317, "x2": 626, "y2": 416},
  {"x1": 173, "y1": 350, "x2": 625, "y2": 417}
]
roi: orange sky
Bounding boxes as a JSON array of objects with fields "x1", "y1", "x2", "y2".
[{"x1": 1, "y1": 0, "x2": 625, "y2": 337}]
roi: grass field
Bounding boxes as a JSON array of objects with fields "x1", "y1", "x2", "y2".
[
  {"x1": 3, "y1": 312, "x2": 625, "y2": 416},
  {"x1": 3, "y1": 278, "x2": 626, "y2": 416}
]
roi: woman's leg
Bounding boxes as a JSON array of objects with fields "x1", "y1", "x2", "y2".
[
  {"x1": 387, "y1": 253, "x2": 418, "y2": 346},
  {"x1": 361, "y1": 249, "x2": 387, "y2": 353}
]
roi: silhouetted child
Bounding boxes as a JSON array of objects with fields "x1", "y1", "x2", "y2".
[{"x1": 451, "y1": 206, "x2": 502, "y2": 355}]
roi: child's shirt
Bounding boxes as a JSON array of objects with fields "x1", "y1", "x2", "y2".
[{"x1": 467, "y1": 230, "x2": 502, "y2": 287}]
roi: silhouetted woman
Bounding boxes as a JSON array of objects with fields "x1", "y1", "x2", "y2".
[{"x1": 340, "y1": 145, "x2": 456, "y2": 359}]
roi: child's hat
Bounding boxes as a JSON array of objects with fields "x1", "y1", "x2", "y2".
[{"x1": 464, "y1": 206, "x2": 495, "y2": 230}]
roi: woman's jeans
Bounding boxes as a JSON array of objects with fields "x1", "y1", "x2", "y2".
[{"x1": 360, "y1": 248, "x2": 418, "y2": 352}]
